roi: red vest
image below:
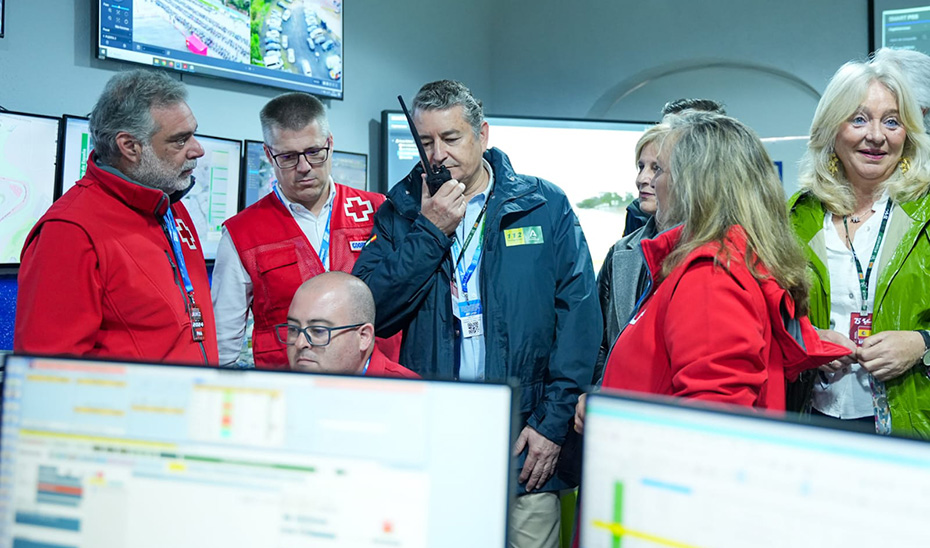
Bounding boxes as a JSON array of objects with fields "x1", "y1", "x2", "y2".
[
  {"x1": 225, "y1": 184, "x2": 388, "y2": 369},
  {"x1": 15, "y1": 154, "x2": 219, "y2": 365}
]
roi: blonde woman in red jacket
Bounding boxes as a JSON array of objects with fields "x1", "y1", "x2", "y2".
[{"x1": 575, "y1": 112, "x2": 849, "y2": 433}]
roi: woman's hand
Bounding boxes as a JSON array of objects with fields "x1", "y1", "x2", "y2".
[
  {"x1": 817, "y1": 330, "x2": 858, "y2": 372},
  {"x1": 574, "y1": 393, "x2": 587, "y2": 435},
  {"x1": 859, "y1": 330, "x2": 925, "y2": 381}
]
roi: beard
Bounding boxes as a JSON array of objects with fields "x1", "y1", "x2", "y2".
[{"x1": 129, "y1": 145, "x2": 197, "y2": 193}]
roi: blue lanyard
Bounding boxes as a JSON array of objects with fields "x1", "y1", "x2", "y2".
[
  {"x1": 163, "y1": 207, "x2": 195, "y2": 294},
  {"x1": 361, "y1": 355, "x2": 371, "y2": 376},
  {"x1": 451, "y1": 215, "x2": 486, "y2": 298},
  {"x1": 274, "y1": 182, "x2": 333, "y2": 271}
]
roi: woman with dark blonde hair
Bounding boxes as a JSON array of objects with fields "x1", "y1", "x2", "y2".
[
  {"x1": 594, "y1": 111, "x2": 848, "y2": 409},
  {"x1": 790, "y1": 59, "x2": 930, "y2": 437}
]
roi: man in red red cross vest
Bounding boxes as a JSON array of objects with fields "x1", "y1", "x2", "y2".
[{"x1": 212, "y1": 92, "x2": 397, "y2": 368}]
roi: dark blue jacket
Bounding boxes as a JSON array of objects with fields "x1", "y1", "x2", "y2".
[{"x1": 353, "y1": 148, "x2": 601, "y2": 493}]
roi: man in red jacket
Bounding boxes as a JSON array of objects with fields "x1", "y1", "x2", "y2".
[
  {"x1": 281, "y1": 272, "x2": 418, "y2": 379},
  {"x1": 15, "y1": 69, "x2": 218, "y2": 365},
  {"x1": 212, "y1": 92, "x2": 391, "y2": 369}
]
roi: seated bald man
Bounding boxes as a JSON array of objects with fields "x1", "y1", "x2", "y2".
[{"x1": 278, "y1": 272, "x2": 419, "y2": 378}]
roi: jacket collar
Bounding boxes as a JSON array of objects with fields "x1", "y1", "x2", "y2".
[
  {"x1": 88, "y1": 152, "x2": 194, "y2": 216},
  {"x1": 640, "y1": 224, "x2": 755, "y2": 285}
]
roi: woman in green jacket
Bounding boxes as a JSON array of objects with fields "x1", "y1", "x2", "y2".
[{"x1": 790, "y1": 59, "x2": 930, "y2": 438}]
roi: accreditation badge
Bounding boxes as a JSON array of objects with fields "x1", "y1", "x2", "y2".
[
  {"x1": 458, "y1": 300, "x2": 483, "y2": 338},
  {"x1": 190, "y1": 304, "x2": 205, "y2": 342},
  {"x1": 849, "y1": 312, "x2": 872, "y2": 346}
]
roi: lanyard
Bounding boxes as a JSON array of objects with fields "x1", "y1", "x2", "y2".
[
  {"x1": 163, "y1": 207, "x2": 195, "y2": 294},
  {"x1": 274, "y1": 182, "x2": 333, "y2": 271},
  {"x1": 451, "y1": 196, "x2": 491, "y2": 298},
  {"x1": 361, "y1": 355, "x2": 371, "y2": 376},
  {"x1": 843, "y1": 199, "x2": 892, "y2": 313}
]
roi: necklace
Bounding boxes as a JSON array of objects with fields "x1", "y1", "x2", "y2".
[{"x1": 848, "y1": 207, "x2": 873, "y2": 224}]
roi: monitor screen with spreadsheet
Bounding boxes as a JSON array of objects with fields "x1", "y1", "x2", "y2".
[
  {"x1": 0, "y1": 355, "x2": 515, "y2": 548},
  {"x1": 580, "y1": 391, "x2": 930, "y2": 548}
]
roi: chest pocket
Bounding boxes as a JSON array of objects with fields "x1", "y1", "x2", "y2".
[{"x1": 255, "y1": 245, "x2": 303, "y2": 318}]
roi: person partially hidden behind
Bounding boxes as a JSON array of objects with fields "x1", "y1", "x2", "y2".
[{"x1": 280, "y1": 272, "x2": 419, "y2": 378}]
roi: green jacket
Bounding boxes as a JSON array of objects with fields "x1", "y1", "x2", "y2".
[{"x1": 788, "y1": 191, "x2": 930, "y2": 438}]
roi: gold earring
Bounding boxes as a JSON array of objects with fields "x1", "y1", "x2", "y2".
[
  {"x1": 899, "y1": 157, "x2": 911, "y2": 175},
  {"x1": 828, "y1": 153, "x2": 839, "y2": 176}
]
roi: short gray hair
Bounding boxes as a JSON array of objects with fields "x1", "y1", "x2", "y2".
[
  {"x1": 873, "y1": 47, "x2": 930, "y2": 129},
  {"x1": 412, "y1": 80, "x2": 484, "y2": 136},
  {"x1": 89, "y1": 70, "x2": 188, "y2": 164},
  {"x1": 260, "y1": 92, "x2": 331, "y2": 145}
]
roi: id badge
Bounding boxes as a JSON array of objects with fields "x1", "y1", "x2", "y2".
[
  {"x1": 458, "y1": 300, "x2": 483, "y2": 338},
  {"x1": 190, "y1": 304, "x2": 205, "y2": 342},
  {"x1": 849, "y1": 312, "x2": 872, "y2": 346}
]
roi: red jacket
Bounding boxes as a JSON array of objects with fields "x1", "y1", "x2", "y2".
[
  {"x1": 366, "y1": 346, "x2": 420, "y2": 379},
  {"x1": 225, "y1": 185, "x2": 393, "y2": 368},
  {"x1": 15, "y1": 154, "x2": 218, "y2": 365},
  {"x1": 602, "y1": 225, "x2": 849, "y2": 410}
]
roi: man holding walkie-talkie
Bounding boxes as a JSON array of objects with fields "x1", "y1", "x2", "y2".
[{"x1": 354, "y1": 80, "x2": 600, "y2": 548}]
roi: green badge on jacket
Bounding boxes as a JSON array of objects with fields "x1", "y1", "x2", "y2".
[{"x1": 504, "y1": 226, "x2": 544, "y2": 246}]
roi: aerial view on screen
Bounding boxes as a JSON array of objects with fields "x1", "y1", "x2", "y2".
[
  {"x1": 133, "y1": 0, "x2": 250, "y2": 63},
  {"x1": 0, "y1": 113, "x2": 59, "y2": 264},
  {"x1": 252, "y1": 0, "x2": 343, "y2": 80}
]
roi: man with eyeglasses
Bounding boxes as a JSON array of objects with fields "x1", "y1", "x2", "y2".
[
  {"x1": 212, "y1": 92, "x2": 387, "y2": 368},
  {"x1": 279, "y1": 272, "x2": 418, "y2": 378}
]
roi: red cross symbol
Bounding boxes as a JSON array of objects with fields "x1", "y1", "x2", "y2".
[
  {"x1": 175, "y1": 218, "x2": 198, "y2": 250},
  {"x1": 344, "y1": 196, "x2": 373, "y2": 223}
]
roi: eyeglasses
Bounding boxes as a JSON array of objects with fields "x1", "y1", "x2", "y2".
[
  {"x1": 274, "y1": 323, "x2": 364, "y2": 347},
  {"x1": 270, "y1": 140, "x2": 331, "y2": 169}
]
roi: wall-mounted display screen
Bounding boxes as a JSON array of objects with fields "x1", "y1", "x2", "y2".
[
  {"x1": 181, "y1": 134, "x2": 242, "y2": 261},
  {"x1": 870, "y1": 1, "x2": 930, "y2": 54},
  {"x1": 58, "y1": 115, "x2": 94, "y2": 196},
  {"x1": 242, "y1": 140, "x2": 368, "y2": 209},
  {"x1": 0, "y1": 111, "x2": 60, "y2": 265},
  {"x1": 97, "y1": 0, "x2": 344, "y2": 99},
  {"x1": 382, "y1": 111, "x2": 652, "y2": 270}
]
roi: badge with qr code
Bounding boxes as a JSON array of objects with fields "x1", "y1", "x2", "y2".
[{"x1": 462, "y1": 315, "x2": 483, "y2": 338}]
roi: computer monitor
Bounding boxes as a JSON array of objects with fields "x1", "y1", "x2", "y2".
[
  {"x1": 871, "y1": 1, "x2": 930, "y2": 54},
  {"x1": 96, "y1": 0, "x2": 344, "y2": 99},
  {"x1": 0, "y1": 110, "x2": 60, "y2": 265},
  {"x1": 241, "y1": 140, "x2": 369, "y2": 209},
  {"x1": 180, "y1": 134, "x2": 242, "y2": 261},
  {"x1": 0, "y1": 355, "x2": 515, "y2": 548},
  {"x1": 57, "y1": 115, "x2": 94, "y2": 196},
  {"x1": 331, "y1": 150, "x2": 367, "y2": 191},
  {"x1": 579, "y1": 391, "x2": 930, "y2": 547},
  {"x1": 381, "y1": 112, "x2": 653, "y2": 269}
]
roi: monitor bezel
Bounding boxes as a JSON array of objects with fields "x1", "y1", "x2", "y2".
[{"x1": 187, "y1": 132, "x2": 244, "y2": 265}]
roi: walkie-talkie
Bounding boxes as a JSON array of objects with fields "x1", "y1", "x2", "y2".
[{"x1": 398, "y1": 95, "x2": 452, "y2": 196}]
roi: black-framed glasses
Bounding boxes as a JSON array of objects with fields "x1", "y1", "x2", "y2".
[
  {"x1": 270, "y1": 140, "x2": 332, "y2": 169},
  {"x1": 274, "y1": 323, "x2": 364, "y2": 347}
]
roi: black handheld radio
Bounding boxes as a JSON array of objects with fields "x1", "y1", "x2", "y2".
[{"x1": 398, "y1": 95, "x2": 452, "y2": 196}]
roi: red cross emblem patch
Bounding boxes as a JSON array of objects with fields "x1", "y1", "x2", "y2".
[
  {"x1": 174, "y1": 218, "x2": 197, "y2": 250},
  {"x1": 344, "y1": 196, "x2": 374, "y2": 223}
]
